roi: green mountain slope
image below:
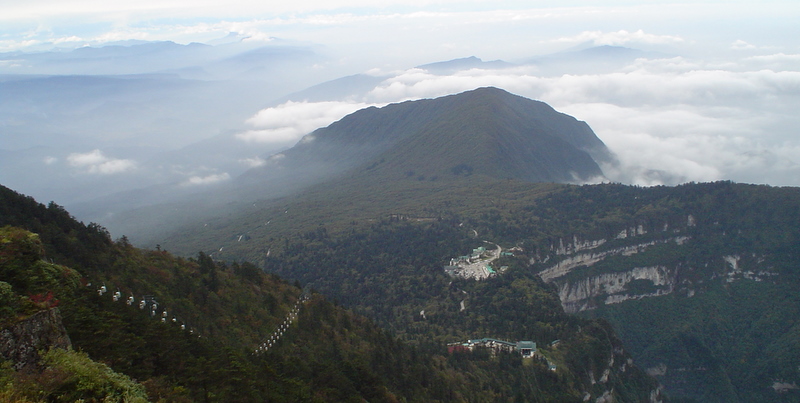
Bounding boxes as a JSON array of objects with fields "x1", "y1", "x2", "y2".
[
  {"x1": 167, "y1": 177, "x2": 800, "y2": 402},
  {"x1": 147, "y1": 87, "x2": 614, "y2": 258},
  {"x1": 1, "y1": 184, "x2": 663, "y2": 401},
  {"x1": 156, "y1": 181, "x2": 666, "y2": 401}
]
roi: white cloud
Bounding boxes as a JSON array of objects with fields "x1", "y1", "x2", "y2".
[
  {"x1": 91, "y1": 159, "x2": 137, "y2": 175},
  {"x1": 747, "y1": 53, "x2": 800, "y2": 63},
  {"x1": 182, "y1": 172, "x2": 231, "y2": 186},
  {"x1": 43, "y1": 156, "x2": 58, "y2": 165},
  {"x1": 68, "y1": 149, "x2": 106, "y2": 166},
  {"x1": 743, "y1": 53, "x2": 800, "y2": 72},
  {"x1": 731, "y1": 39, "x2": 756, "y2": 50},
  {"x1": 0, "y1": 59, "x2": 25, "y2": 68},
  {"x1": 52, "y1": 35, "x2": 85, "y2": 44},
  {"x1": 552, "y1": 29, "x2": 685, "y2": 46},
  {"x1": 236, "y1": 128, "x2": 302, "y2": 144},
  {"x1": 239, "y1": 156, "x2": 267, "y2": 168},
  {"x1": 236, "y1": 100, "x2": 378, "y2": 143},
  {"x1": 67, "y1": 149, "x2": 136, "y2": 174}
]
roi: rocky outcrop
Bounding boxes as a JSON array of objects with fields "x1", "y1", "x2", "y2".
[
  {"x1": 537, "y1": 221, "x2": 781, "y2": 314},
  {"x1": 556, "y1": 266, "x2": 676, "y2": 313},
  {"x1": 538, "y1": 236, "x2": 688, "y2": 282},
  {"x1": 0, "y1": 308, "x2": 72, "y2": 370},
  {"x1": 553, "y1": 236, "x2": 607, "y2": 256},
  {"x1": 580, "y1": 341, "x2": 665, "y2": 403},
  {"x1": 536, "y1": 233, "x2": 692, "y2": 313}
]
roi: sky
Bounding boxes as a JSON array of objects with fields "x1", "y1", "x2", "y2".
[
  {"x1": 3, "y1": 1, "x2": 798, "y2": 60},
  {"x1": 2, "y1": 0, "x2": 800, "y2": 194}
]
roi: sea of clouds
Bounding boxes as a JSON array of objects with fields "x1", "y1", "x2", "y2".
[{"x1": 238, "y1": 47, "x2": 800, "y2": 186}]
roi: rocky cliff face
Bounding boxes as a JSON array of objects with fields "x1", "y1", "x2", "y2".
[
  {"x1": 535, "y1": 232, "x2": 687, "y2": 313},
  {"x1": 0, "y1": 308, "x2": 72, "y2": 370},
  {"x1": 536, "y1": 218, "x2": 779, "y2": 313},
  {"x1": 554, "y1": 266, "x2": 677, "y2": 314},
  {"x1": 577, "y1": 326, "x2": 666, "y2": 403},
  {"x1": 536, "y1": 236, "x2": 688, "y2": 283}
]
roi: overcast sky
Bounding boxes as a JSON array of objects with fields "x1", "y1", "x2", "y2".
[{"x1": 2, "y1": 0, "x2": 800, "y2": 188}]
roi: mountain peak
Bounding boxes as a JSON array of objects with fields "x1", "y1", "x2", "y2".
[
  {"x1": 240, "y1": 87, "x2": 610, "y2": 193},
  {"x1": 353, "y1": 87, "x2": 610, "y2": 183}
]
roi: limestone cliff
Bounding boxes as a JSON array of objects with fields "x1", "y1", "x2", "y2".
[
  {"x1": 0, "y1": 308, "x2": 72, "y2": 370},
  {"x1": 555, "y1": 266, "x2": 676, "y2": 314},
  {"x1": 537, "y1": 236, "x2": 688, "y2": 283},
  {"x1": 536, "y1": 220, "x2": 778, "y2": 313}
]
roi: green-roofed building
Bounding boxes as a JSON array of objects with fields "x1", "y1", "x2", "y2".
[{"x1": 516, "y1": 341, "x2": 536, "y2": 358}]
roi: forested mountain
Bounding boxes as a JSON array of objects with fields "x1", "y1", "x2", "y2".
[
  {"x1": 520, "y1": 182, "x2": 800, "y2": 402},
  {"x1": 100, "y1": 87, "x2": 612, "y2": 244},
  {"x1": 0, "y1": 184, "x2": 662, "y2": 401},
  {"x1": 6, "y1": 82, "x2": 799, "y2": 402},
  {"x1": 236, "y1": 86, "x2": 611, "y2": 193},
  {"x1": 129, "y1": 87, "x2": 800, "y2": 402},
  {"x1": 169, "y1": 177, "x2": 800, "y2": 402}
]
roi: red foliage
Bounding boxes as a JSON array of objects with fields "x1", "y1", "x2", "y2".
[{"x1": 29, "y1": 291, "x2": 59, "y2": 308}]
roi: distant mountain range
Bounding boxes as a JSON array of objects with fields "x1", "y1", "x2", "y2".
[
  {"x1": 0, "y1": 39, "x2": 323, "y2": 79},
  {"x1": 523, "y1": 45, "x2": 672, "y2": 75}
]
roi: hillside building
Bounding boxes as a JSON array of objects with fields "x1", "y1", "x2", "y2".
[{"x1": 447, "y1": 338, "x2": 537, "y2": 357}]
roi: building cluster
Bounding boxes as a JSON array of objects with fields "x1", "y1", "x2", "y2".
[
  {"x1": 448, "y1": 246, "x2": 488, "y2": 267},
  {"x1": 447, "y1": 338, "x2": 561, "y2": 370},
  {"x1": 448, "y1": 338, "x2": 537, "y2": 358}
]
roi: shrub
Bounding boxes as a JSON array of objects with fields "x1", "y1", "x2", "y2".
[{"x1": 33, "y1": 349, "x2": 148, "y2": 403}]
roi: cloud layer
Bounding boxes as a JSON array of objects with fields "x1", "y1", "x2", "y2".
[{"x1": 233, "y1": 49, "x2": 800, "y2": 187}]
